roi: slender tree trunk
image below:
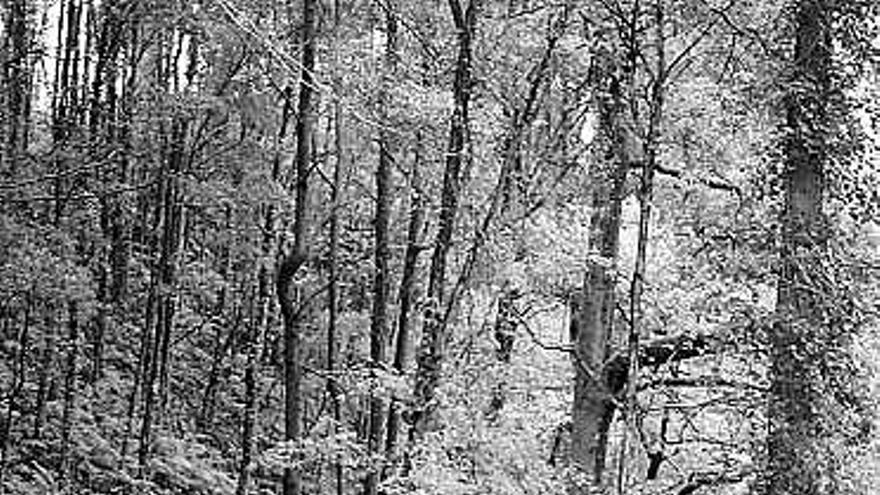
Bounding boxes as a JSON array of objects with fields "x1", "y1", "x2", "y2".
[
  {"x1": 277, "y1": 0, "x2": 317, "y2": 493},
  {"x1": 364, "y1": 5, "x2": 398, "y2": 495},
  {"x1": 33, "y1": 311, "x2": 55, "y2": 439},
  {"x1": 617, "y1": 4, "x2": 665, "y2": 489},
  {"x1": 238, "y1": 53, "x2": 296, "y2": 495},
  {"x1": 60, "y1": 302, "x2": 79, "y2": 486},
  {"x1": 200, "y1": 223, "x2": 233, "y2": 430},
  {"x1": 0, "y1": 296, "x2": 30, "y2": 486},
  {"x1": 327, "y1": 2, "x2": 345, "y2": 492},
  {"x1": 138, "y1": 39, "x2": 185, "y2": 462},
  {"x1": 200, "y1": 321, "x2": 235, "y2": 430},
  {"x1": 411, "y1": 0, "x2": 481, "y2": 439},
  {"x1": 768, "y1": 1, "x2": 830, "y2": 493},
  {"x1": 237, "y1": 277, "x2": 266, "y2": 495},
  {"x1": 90, "y1": 0, "x2": 129, "y2": 384},
  {"x1": 384, "y1": 132, "x2": 425, "y2": 463}
]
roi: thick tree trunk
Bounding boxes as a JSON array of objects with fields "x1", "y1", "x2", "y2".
[
  {"x1": 768, "y1": 1, "x2": 830, "y2": 493},
  {"x1": 570, "y1": 68, "x2": 631, "y2": 488},
  {"x1": 1, "y1": 0, "x2": 31, "y2": 178},
  {"x1": 277, "y1": 0, "x2": 317, "y2": 493}
]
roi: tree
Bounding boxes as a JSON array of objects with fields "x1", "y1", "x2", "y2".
[
  {"x1": 0, "y1": 1, "x2": 876, "y2": 494},
  {"x1": 411, "y1": 0, "x2": 482, "y2": 438},
  {"x1": 276, "y1": 1, "x2": 318, "y2": 494}
]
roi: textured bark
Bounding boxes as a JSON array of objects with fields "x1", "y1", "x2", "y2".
[
  {"x1": 485, "y1": 7, "x2": 568, "y2": 421},
  {"x1": 364, "y1": 6, "x2": 397, "y2": 495},
  {"x1": 237, "y1": 269, "x2": 269, "y2": 495},
  {"x1": 1, "y1": 0, "x2": 31, "y2": 177},
  {"x1": 277, "y1": 0, "x2": 317, "y2": 493},
  {"x1": 385, "y1": 135, "x2": 425, "y2": 462},
  {"x1": 0, "y1": 297, "x2": 30, "y2": 485},
  {"x1": 59, "y1": 302, "x2": 78, "y2": 485},
  {"x1": 619, "y1": 4, "x2": 665, "y2": 486},
  {"x1": 768, "y1": 1, "x2": 830, "y2": 493},
  {"x1": 91, "y1": 0, "x2": 131, "y2": 384},
  {"x1": 139, "y1": 112, "x2": 187, "y2": 471},
  {"x1": 570, "y1": 69, "x2": 630, "y2": 487},
  {"x1": 411, "y1": 0, "x2": 481, "y2": 438},
  {"x1": 238, "y1": 79, "x2": 292, "y2": 494},
  {"x1": 325, "y1": 2, "x2": 345, "y2": 493},
  {"x1": 32, "y1": 327, "x2": 53, "y2": 439}
]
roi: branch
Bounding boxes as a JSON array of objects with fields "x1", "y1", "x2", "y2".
[
  {"x1": 650, "y1": 161, "x2": 742, "y2": 196},
  {"x1": 676, "y1": 469, "x2": 752, "y2": 495},
  {"x1": 604, "y1": 330, "x2": 726, "y2": 394},
  {"x1": 640, "y1": 376, "x2": 767, "y2": 393}
]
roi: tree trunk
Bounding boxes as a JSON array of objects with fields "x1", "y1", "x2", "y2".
[
  {"x1": 237, "y1": 272, "x2": 267, "y2": 495},
  {"x1": 570, "y1": 66, "x2": 632, "y2": 488},
  {"x1": 326, "y1": 3, "x2": 345, "y2": 493},
  {"x1": 385, "y1": 132, "x2": 425, "y2": 462},
  {"x1": 1, "y1": 0, "x2": 31, "y2": 178},
  {"x1": 277, "y1": 0, "x2": 317, "y2": 493},
  {"x1": 33, "y1": 312, "x2": 55, "y2": 439},
  {"x1": 768, "y1": 1, "x2": 830, "y2": 493},
  {"x1": 411, "y1": 0, "x2": 481, "y2": 439},
  {"x1": 0, "y1": 296, "x2": 31, "y2": 486},
  {"x1": 364, "y1": 5, "x2": 398, "y2": 495},
  {"x1": 60, "y1": 301, "x2": 78, "y2": 485},
  {"x1": 618, "y1": 4, "x2": 665, "y2": 488},
  {"x1": 90, "y1": 0, "x2": 130, "y2": 384}
]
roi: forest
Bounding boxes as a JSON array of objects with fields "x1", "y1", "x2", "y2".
[{"x1": 0, "y1": 0, "x2": 879, "y2": 494}]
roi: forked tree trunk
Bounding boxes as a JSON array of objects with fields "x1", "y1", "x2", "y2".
[{"x1": 277, "y1": 0, "x2": 317, "y2": 493}]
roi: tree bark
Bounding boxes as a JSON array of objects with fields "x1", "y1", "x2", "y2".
[
  {"x1": 60, "y1": 301, "x2": 78, "y2": 486},
  {"x1": 384, "y1": 132, "x2": 425, "y2": 463},
  {"x1": 570, "y1": 66, "x2": 632, "y2": 489},
  {"x1": 0, "y1": 296, "x2": 31, "y2": 486},
  {"x1": 618, "y1": 3, "x2": 665, "y2": 487},
  {"x1": 238, "y1": 76, "x2": 294, "y2": 495},
  {"x1": 1, "y1": 0, "x2": 31, "y2": 178},
  {"x1": 327, "y1": 75, "x2": 345, "y2": 495},
  {"x1": 277, "y1": 0, "x2": 317, "y2": 493},
  {"x1": 364, "y1": 5, "x2": 398, "y2": 495},
  {"x1": 768, "y1": 1, "x2": 831, "y2": 493},
  {"x1": 411, "y1": 0, "x2": 481, "y2": 439}
]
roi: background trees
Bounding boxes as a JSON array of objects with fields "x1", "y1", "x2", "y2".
[{"x1": 0, "y1": 0, "x2": 877, "y2": 494}]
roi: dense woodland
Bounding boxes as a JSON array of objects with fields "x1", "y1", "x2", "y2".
[{"x1": 0, "y1": 0, "x2": 879, "y2": 494}]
